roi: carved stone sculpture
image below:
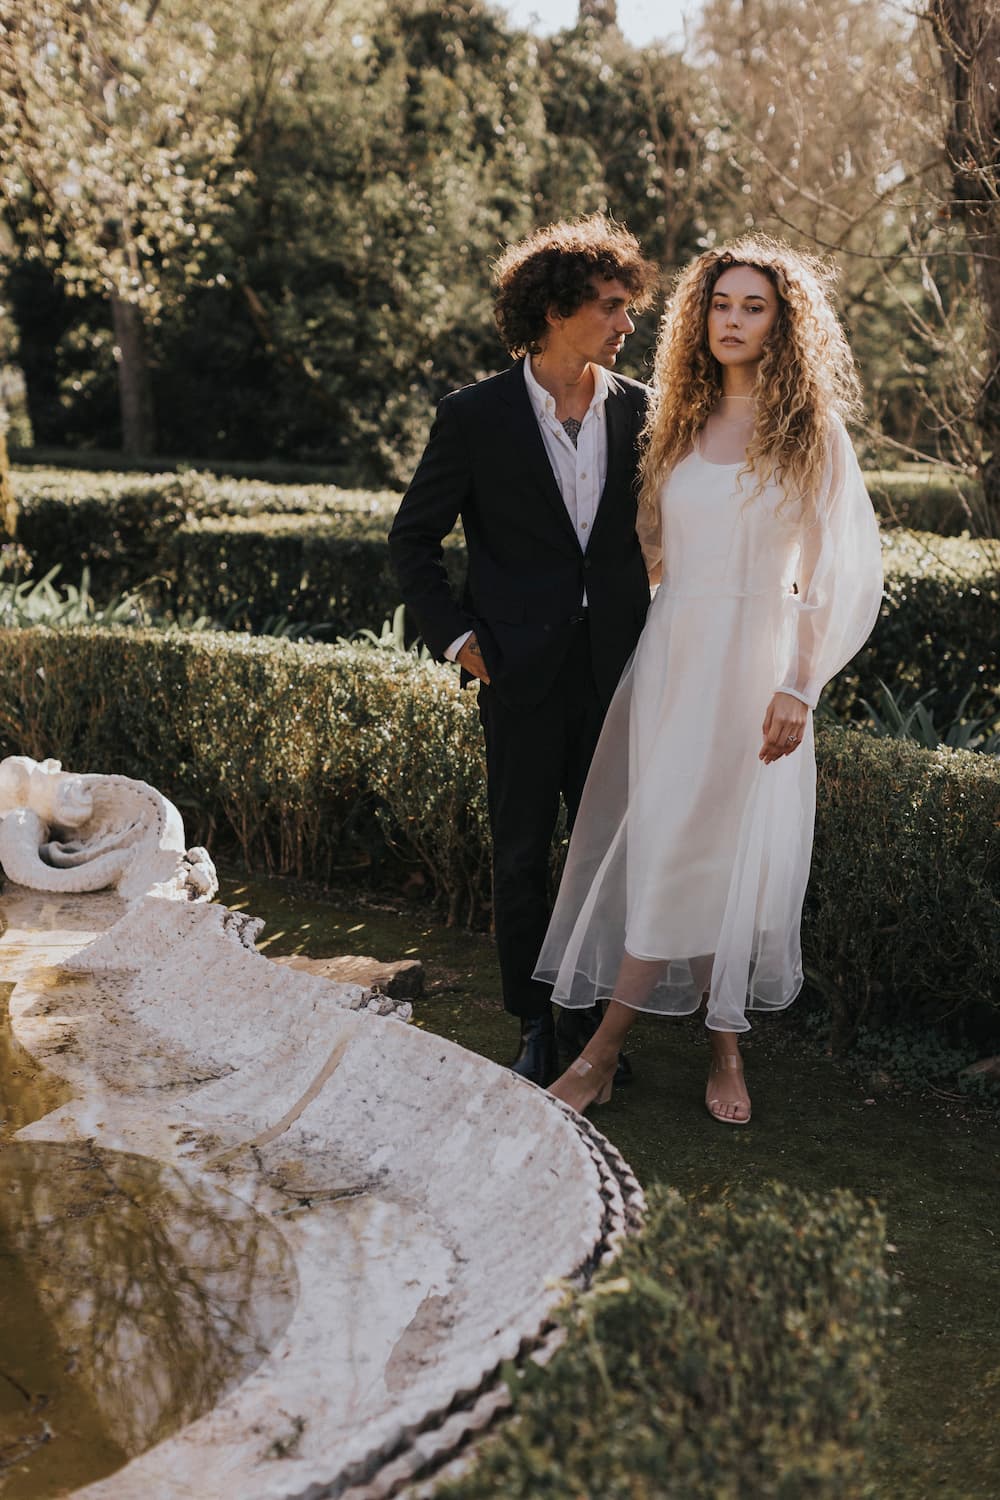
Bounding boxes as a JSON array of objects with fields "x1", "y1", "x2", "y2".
[{"x1": 0, "y1": 754, "x2": 217, "y2": 901}]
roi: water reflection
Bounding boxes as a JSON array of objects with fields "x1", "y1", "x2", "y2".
[
  {"x1": 0, "y1": 1141, "x2": 297, "y2": 1498},
  {"x1": 0, "y1": 981, "x2": 73, "y2": 1141}
]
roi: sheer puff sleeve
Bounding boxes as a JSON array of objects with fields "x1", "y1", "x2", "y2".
[
  {"x1": 778, "y1": 416, "x2": 883, "y2": 710},
  {"x1": 636, "y1": 496, "x2": 663, "y2": 587}
]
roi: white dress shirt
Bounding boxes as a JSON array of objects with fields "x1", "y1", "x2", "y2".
[{"x1": 446, "y1": 357, "x2": 610, "y2": 660}]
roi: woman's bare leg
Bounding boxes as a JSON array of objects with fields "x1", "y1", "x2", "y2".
[
  {"x1": 547, "y1": 1000, "x2": 639, "y2": 1110},
  {"x1": 548, "y1": 952, "x2": 663, "y2": 1112}
]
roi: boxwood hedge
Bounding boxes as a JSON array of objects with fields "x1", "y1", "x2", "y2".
[
  {"x1": 12, "y1": 467, "x2": 999, "y2": 720},
  {"x1": 0, "y1": 626, "x2": 995, "y2": 1040},
  {"x1": 865, "y1": 468, "x2": 989, "y2": 536},
  {"x1": 439, "y1": 1183, "x2": 890, "y2": 1500}
]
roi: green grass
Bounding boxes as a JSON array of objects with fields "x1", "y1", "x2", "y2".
[{"x1": 221, "y1": 869, "x2": 1000, "y2": 1500}]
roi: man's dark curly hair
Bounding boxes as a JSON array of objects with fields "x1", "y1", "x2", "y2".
[{"x1": 493, "y1": 214, "x2": 659, "y2": 357}]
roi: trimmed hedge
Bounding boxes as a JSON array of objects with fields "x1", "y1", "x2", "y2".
[
  {"x1": 10, "y1": 444, "x2": 354, "y2": 487},
  {"x1": 168, "y1": 512, "x2": 464, "y2": 634},
  {"x1": 12, "y1": 467, "x2": 999, "y2": 720},
  {"x1": 440, "y1": 1183, "x2": 890, "y2": 1500},
  {"x1": 11, "y1": 468, "x2": 202, "y2": 595},
  {"x1": 866, "y1": 468, "x2": 991, "y2": 536},
  {"x1": 832, "y1": 528, "x2": 1000, "y2": 725},
  {"x1": 0, "y1": 627, "x2": 996, "y2": 1039}
]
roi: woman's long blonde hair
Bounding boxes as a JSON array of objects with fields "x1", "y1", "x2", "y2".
[{"x1": 638, "y1": 236, "x2": 862, "y2": 522}]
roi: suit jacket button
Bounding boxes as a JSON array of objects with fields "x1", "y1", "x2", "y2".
[{"x1": 583, "y1": 558, "x2": 592, "y2": 570}]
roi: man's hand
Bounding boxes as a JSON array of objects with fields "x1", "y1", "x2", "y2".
[
  {"x1": 456, "y1": 633, "x2": 491, "y2": 684},
  {"x1": 759, "y1": 691, "x2": 808, "y2": 764}
]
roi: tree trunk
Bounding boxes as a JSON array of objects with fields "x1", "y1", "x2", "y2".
[
  {"x1": 5, "y1": 258, "x2": 74, "y2": 448},
  {"x1": 930, "y1": 0, "x2": 1000, "y2": 506},
  {"x1": 0, "y1": 424, "x2": 16, "y2": 541},
  {"x1": 110, "y1": 294, "x2": 156, "y2": 457}
]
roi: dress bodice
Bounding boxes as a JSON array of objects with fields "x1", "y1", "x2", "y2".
[{"x1": 659, "y1": 449, "x2": 802, "y2": 599}]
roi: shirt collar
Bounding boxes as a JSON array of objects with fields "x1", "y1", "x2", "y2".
[{"x1": 524, "y1": 356, "x2": 610, "y2": 423}]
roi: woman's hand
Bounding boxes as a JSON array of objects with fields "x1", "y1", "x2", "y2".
[{"x1": 759, "y1": 692, "x2": 809, "y2": 764}]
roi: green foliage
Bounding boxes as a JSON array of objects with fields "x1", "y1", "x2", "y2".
[
  {"x1": 848, "y1": 1022, "x2": 1000, "y2": 1106},
  {"x1": 0, "y1": 629, "x2": 995, "y2": 1038},
  {"x1": 344, "y1": 603, "x2": 431, "y2": 658},
  {"x1": 11, "y1": 445, "x2": 356, "y2": 487},
  {"x1": 0, "y1": 0, "x2": 243, "y2": 313},
  {"x1": 169, "y1": 512, "x2": 464, "y2": 636},
  {"x1": 807, "y1": 725, "x2": 999, "y2": 1046},
  {"x1": 439, "y1": 1182, "x2": 890, "y2": 1500},
  {"x1": 865, "y1": 471, "x2": 992, "y2": 537},
  {"x1": 149, "y1": 0, "x2": 551, "y2": 480},
  {"x1": 857, "y1": 678, "x2": 1000, "y2": 754},
  {"x1": 12, "y1": 467, "x2": 202, "y2": 598},
  {"x1": 0, "y1": 627, "x2": 489, "y2": 920},
  {"x1": 0, "y1": 1, "x2": 699, "y2": 478},
  {"x1": 0, "y1": 566, "x2": 154, "y2": 630},
  {"x1": 831, "y1": 528, "x2": 1000, "y2": 726},
  {"x1": 14, "y1": 471, "x2": 1000, "y2": 725}
]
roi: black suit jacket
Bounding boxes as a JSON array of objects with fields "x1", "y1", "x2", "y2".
[{"x1": 388, "y1": 360, "x2": 651, "y2": 710}]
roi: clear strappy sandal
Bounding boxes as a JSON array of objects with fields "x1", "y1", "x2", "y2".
[
  {"x1": 549, "y1": 1054, "x2": 614, "y2": 1113},
  {"x1": 705, "y1": 1053, "x2": 752, "y2": 1126}
]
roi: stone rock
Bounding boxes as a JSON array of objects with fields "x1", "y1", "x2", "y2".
[{"x1": 272, "y1": 952, "x2": 424, "y2": 999}]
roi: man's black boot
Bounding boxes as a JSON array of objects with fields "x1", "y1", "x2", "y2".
[{"x1": 510, "y1": 1011, "x2": 557, "y2": 1086}]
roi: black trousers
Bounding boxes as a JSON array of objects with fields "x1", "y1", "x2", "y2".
[{"x1": 478, "y1": 619, "x2": 607, "y2": 1020}]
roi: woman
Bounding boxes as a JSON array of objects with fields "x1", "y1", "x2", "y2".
[{"x1": 533, "y1": 236, "x2": 883, "y2": 1124}]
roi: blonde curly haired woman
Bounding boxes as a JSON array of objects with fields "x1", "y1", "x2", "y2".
[{"x1": 534, "y1": 236, "x2": 883, "y2": 1124}]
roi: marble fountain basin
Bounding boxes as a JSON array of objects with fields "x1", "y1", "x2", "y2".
[{"x1": 1, "y1": 880, "x2": 643, "y2": 1499}]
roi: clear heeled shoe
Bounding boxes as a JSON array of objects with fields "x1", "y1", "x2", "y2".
[
  {"x1": 548, "y1": 1054, "x2": 614, "y2": 1113},
  {"x1": 705, "y1": 1052, "x2": 752, "y2": 1126}
]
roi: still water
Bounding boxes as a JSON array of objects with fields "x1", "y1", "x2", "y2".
[{"x1": 0, "y1": 993, "x2": 297, "y2": 1500}]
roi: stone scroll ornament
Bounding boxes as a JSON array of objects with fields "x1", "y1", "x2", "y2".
[{"x1": 0, "y1": 755, "x2": 217, "y2": 902}]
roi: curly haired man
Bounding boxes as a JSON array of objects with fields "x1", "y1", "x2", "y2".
[{"x1": 389, "y1": 215, "x2": 659, "y2": 1086}]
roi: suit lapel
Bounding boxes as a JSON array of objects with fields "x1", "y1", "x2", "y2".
[
  {"x1": 497, "y1": 362, "x2": 581, "y2": 549},
  {"x1": 590, "y1": 376, "x2": 633, "y2": 542}
]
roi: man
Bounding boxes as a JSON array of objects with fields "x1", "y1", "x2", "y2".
[{"x1": 388, "y1": 215, "x2": 659, "y2": 1085}]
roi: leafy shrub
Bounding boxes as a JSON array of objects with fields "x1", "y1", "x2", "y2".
[
  {"x1": 848, "y1": 1021, "x2": 1000, "y2": 1105},
  {"x1": 0, "y1": 629, "x2": 995, "y2": 1039},
  {"x1": 12, "y1": 468, "x2": 203, "y2": 598},
  {"x1": 0, "y1": 626, "x2": 489, "y2": 921},
  {"x1": 830, "y1": 528, "x2": 1000, "y2": 727},
  {"x1": 439, "y1": 1183, "x2": 890, "y2": 1500},
  {"x1": 808, "y1": 724, "x2": 999, "y2": 1044},
  {"x1": 0, "y1": 566, "x2": 155, "y2": 629},
  {"x1": 865, "y1": 469, "x2": 992, "y2": 536},
  {"x1": 11, "y1": 444, "x2": 355, "y2": 487},
  {"x1": 14, "y1": 469, "x2": 1000, "y2": 725},
  {"x1": 856, "y1": 678, "x2": 1000, "y2": 753},
  {"x1": 168, "y1": 511, "x2": 463, "y2": 636}
]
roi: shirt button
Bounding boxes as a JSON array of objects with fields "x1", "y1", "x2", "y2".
[
  {"x1": 581, "y1": 521, "x2": 589, "y2": 530},
  {"x1": 580, "y1": 472, "x2": 587, "y2": 480}
]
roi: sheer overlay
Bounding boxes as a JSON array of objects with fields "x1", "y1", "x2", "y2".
[{"x1": 534, "y1": 416, "x2": 883, "y2": 1032}]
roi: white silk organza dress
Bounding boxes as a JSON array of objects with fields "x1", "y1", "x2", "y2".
[{"x1": 534, "y1": 416, "x2": 883, "y2": 1033}]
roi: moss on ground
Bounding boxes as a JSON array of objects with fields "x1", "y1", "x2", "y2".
[{"x1": 222, "y1": 870, "x2": 1000, "y2": 1500}]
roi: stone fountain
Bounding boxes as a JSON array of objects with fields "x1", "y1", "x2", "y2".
[{"x1": 0, "y1": 758, "x2": 643, "y2": 1499}]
